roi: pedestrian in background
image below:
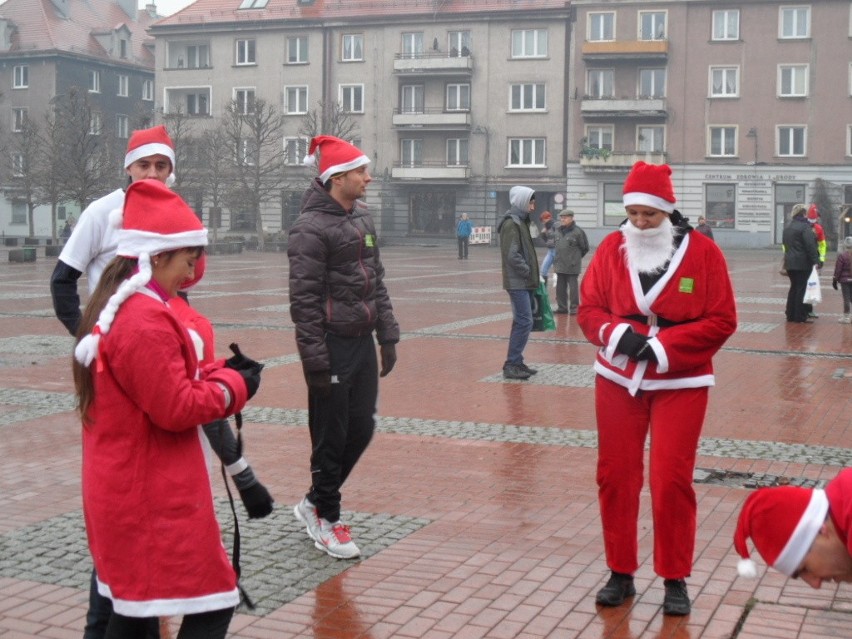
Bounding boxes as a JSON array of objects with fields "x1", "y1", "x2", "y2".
[
  {"x1": 538, "y1": 211, "x2": 556, "y2": 279},
  {"x1": 694, "y1": 216, "x2": 714, "y2": 241},
  {"x1": 782, "y1": 204, "x2": 820, "y2": 323},
  {"x1": 456, "y1": 212, "x2": 473, "y2": 259},
  {"x1": 833, "y1": 236, "x2": 852, "y2": 324},
  {"x1": 551, "y1": 209, "x2": 589, "y2": 315},
  {"x1": 497, "y1": 186, "x2": 539, "y2": 380},
  {"x1": 289, "y1": 135, "x2": 399, "y2": 560}
]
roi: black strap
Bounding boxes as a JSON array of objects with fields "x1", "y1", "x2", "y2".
[{"x1": 622, "y1": 314, "x2": 694, "y2": 329}]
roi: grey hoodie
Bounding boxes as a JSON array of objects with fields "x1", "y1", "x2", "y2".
[{"x1": 497, "y1": 186, "x2": 539, "y2": 290}]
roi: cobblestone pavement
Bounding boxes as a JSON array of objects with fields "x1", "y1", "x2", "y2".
[{"x1": 0, "y1": 244, "x2": 850, "y2": 638}]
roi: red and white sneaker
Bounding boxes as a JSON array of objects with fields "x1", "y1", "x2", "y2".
[
  {"x1": 315, "y1": 519, "x2": 361, "y2": 559},
  {"x1": 293, "y1": 497, "x2": 322, "y2": 543}
]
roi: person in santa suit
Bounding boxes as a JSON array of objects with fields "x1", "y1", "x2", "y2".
[
  {"x1": 735, "y1": 468, "x2": 852, "y2": 589},
  {"x1": 72, "y1": 179, "x2": 264, "y2": 639},
  {"x1": 577, "y1": 161, "x2": 737, "y2": 616}
]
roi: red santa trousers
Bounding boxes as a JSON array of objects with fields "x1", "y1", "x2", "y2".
[{"x1": 595, "y1": 375, "x2": 708, "y2": 578}]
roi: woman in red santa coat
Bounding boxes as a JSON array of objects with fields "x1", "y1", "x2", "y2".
[
  {"x1": 72, "y1": 179, "x2": 263, "y2": 639},
  {"x1": 578, "y1": 162, "x2": 737, "y2": 616}
]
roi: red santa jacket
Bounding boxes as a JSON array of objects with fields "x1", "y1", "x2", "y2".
[
  {"x1": 826, "y1": 469, "x2": 852, "y2": 556},
  {"x1": 82, "y1": 290, "x2": 247, "y2": 617},
  {"x1": 578, "y1": 229, "x2": 737, "y2": 396}
]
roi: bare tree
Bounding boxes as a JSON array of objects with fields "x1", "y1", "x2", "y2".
[
  {"x1": 221, "y1": 97, "x2": 285, "y2": 250},
  {"x1": 3, "y1": 118, "x2": 43, "y2": 237},
  {"x1": 35, "y1": 106, "x2": 71, "y2": 241},
  {"x1": 194, "y1": 127, "x2": 232, "y2": 244},
  {"x1": 299, "y1": 99, "x2": 360, "y2": 142},
  {"x1": 161, "y1": 108, "x2": 196, "y2": 192}
]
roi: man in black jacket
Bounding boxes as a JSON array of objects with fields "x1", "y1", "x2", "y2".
[
  {"x1": 289, "y1": 135, "x2": 399, "y2": 559},
  {"x1": 782, "y1": 204, "x2": 821, "y2": 323}
]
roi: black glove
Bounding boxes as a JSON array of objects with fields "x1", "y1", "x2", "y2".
[
  {"x1": 238, "y1": 367, "x2": 261, "y2": 400},
  {"x1": 232, "y1": 468, "x2": 274, "y2": 519},
  {"x1": 380, "y1": 343, "x2": 397, "y2": 377},
  {"x1": 833, "y1": 278, "x2": 839, "y2": 291},
  {"x1": 305, "y1": 370, "x2": 332, "y2": 397},
  {"x1": 616, "y1": 331, "x2": 649, "y2": 359},
  {"x1": 226, "y1": 343, "x2": 264, "y2": 372}
]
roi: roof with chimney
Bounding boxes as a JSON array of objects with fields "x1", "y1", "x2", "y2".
[
  {"x1": 0, "y1": 0, "x2": 157, "y2": 67},
  {"x1": 154, "y1": 0, "x2": 571, "y2": 28}
]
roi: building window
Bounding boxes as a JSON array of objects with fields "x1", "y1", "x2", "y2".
[
  {"x1": 446, "y1": 83, "x2": 470, "y2": 111},
  {"x1": 780, "y1": 6, "x2": 810, "y2": 38},
  {"x1": 239, "y1": 0, "x2": 269, "y2": 7},
  {"x1": 585, "y1": 125, "x2": 613, "y2": 151},
  {"x1": 778, "y1": 64, "x2": 808, "y2": 97},
  {"x1": 142, "y1": 79, "x2": 154, "y2": 101},
  {"x1": 705, "y1": 184, "x2": 736, "y2": 229},
  {"x1": 710, "y1": 66, "x2": 739, "y2": 97},
  {"x1": 847, "y1": 125, "x2": 852, "y2": 156},
  {"x1": 119, "y1": 39, "x2": 128, "y2": 59},
  {"x1": 89, "y1": 112, "x2": 102, "y2": 135},
  {"x1": 11, "y1": 201, "x2": 26, "y2": 225},
  {"x1": 116, "y1": 114, "x2": 129, "y2": 139},
  {"x1": 11, "y1": 153, "x2": 24, "y2": 177},
  {"x1": 447, "y1": 138, "x2": 469, "y2": 166},
  {"x1": 639, "y1": 68, "x2": 666, "y2": 98},
  {"x1": 12, "y1": 108, "x2": 27, "y2": 132},
  {"x1": 588, "y1": 12, "x2": 615, "y2": 41},
  {"x1": 448, "y1": 30, "x2": 471, "y2": 57},
  {"x1": 777, "y1": 125, "x2": 806, "y2": 156},
  {"x1": 340, "y1": 84, "x2": 364, "y2": 113},
  {"x1": 639, "y1": 11, "x2": 666, "y2": 40},
  {"x1": 12, "y1": 65, "x2": 28, "y2": 89},
  {"x1": 510, "y1": 83, "x2": 546, "y2": 111},
  {"x1": 283, "y1": 137, "x2": 308, "y2": 165},
  {"x1": 508, "y1": 138, "x2": 545, "y2": 167},
  {"x1": 236, "y1": 39, "x2": 256, "y2": 65},
  {"x1": 709, "y1": 126, "x2": 737, "y2": 157},
  {"x1": 342, "y1": 34, "x2": 364, "y2": 61},
  {"x1": 603, "y1": 183, "x2": 624, "y2": 226},
  {"x1": 637, "y1": 126, "x2": 664, "y2": 153},
  {"x1": 511, "y1": 29, "x2": 547, "y2": 59},
  {"x1": 183, "y1": 44, "x2": 210, "y2": 68},
  {"x1": 237, "y1": 138, "x2": 258, "y2": 166},
  {"x1": 235, "y1": 88, "x2": 256, "y2": 114},
  {"x1": 587, "y1": 69, "x2": 614, "y2": 98},
  {"x1": 186, "y1": 93, "x2": 209, "y2": 116},
  {"x1": 401, "y1": 139, "x2": 422, "y2": 167},
  {"x1": 283, "y1": 86, "x2": 307, "y2": 114},
  {"x1": 117, "y1": 74, "x2": 129, "y2": 97},
  {"x1": 400, "y1": 85, "x2": 424, "y2": 114},
  {"x1": 89, "y1": 70, "x2": 100, "y2": 93},
  {"x1": 401, "y1": 32, "x2": 423, "y2": 59},
  {"x1": 712, "y1": 9, "x2": 740, "y2": 40},
  {"x1": 287, "y1": 36, "x2": 308, "y2": 63}
]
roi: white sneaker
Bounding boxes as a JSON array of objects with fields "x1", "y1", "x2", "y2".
[
  {"x1": 293, "y1": 497, "x2": 321, "y2": 543},
  {"x1": 315, "y1": 518, "x2": 361, "y2": 559},
  {"x1": 839, "y1": 315, "x2": 851, "y2": 324}
]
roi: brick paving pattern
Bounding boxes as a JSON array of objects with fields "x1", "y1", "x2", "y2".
[{"x1": 0, "y1": 244, "x2": 850, "y2": 637}]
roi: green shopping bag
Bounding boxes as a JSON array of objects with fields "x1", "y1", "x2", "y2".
[{"x1": 532, "y1": 281, "x2": 556, "y2": 331}]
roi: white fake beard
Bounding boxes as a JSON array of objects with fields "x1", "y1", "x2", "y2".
[{"x1": 621, "y1": 217, "x2": 676, "y2": 274}]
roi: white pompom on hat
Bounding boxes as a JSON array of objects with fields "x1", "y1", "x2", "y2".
[
  {"x1": 733, "y1": 485, "x2": 829, "y2": 578},
  {"x1": 303, "y1": 135, "x2": 370, "y2": 183},
  {"x1": 75, "y1": 179, "x2": 208, "y2": 366},
  {"x1": 622, "y1": 161, "x2": 676, "y2": 213},
  {"x1": 124, "y1": 124, "x2": 176, "y2": 186}
]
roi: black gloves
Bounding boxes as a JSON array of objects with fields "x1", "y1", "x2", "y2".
[
  {"x1": 232, "y1": 468, "x2": 274, "y2": 519},
  {"x1": 616, "y1": 331, "x2": 657, "y2": 362},
  {"x1": 305, "y1": 370, "x2": 332, "y2": 397},
  {"x1": 225, "y1": 343, "x2": 264, "y2": 400},
  {"x1": 833, "y1": 278, "x2": 839, "y2": 291},
  {"x1": 380, "y1": 343, "x2": 397, "y2": 377}
]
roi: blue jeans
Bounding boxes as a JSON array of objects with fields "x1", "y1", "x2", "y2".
[
  {"x1": 540, "y1": 248, "x2": 555, "y2": 276},
  {"x1": 505, "y1": 289, "x2": 534, "y2": 367}
]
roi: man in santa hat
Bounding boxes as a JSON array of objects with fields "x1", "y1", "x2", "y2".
[
  {"x1": 577, "y1": 161, "x2": 737, "y2": 615},
  {"x1": 289, "y1": 135, "x2": 399, "y2": 560},
  {"x1": 806, "y1": 204, "x2": 827, "y2": 319},
  {"x1": 735, "y1": 469, "x2": 852, "y2": 588}
]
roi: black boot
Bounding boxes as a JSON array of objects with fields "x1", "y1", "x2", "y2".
[
  {"x1": 595, "y1": 571, "x2": 636, "y2": 606},
  {"x1": 663, "y1": 579, "x2": 690, "y2": 616}
]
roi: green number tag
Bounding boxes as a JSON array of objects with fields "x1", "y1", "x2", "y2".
[
  {"x1": 679, "y1": 277, "x2": 695, "y2": 294},
  {"x1": 365, "y1": 234, "x2": 375, "y2": 248}
]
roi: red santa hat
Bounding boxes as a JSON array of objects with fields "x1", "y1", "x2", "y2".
[
  {"x1": 303, "y1": 135, "x2": 370, "y2": 184},
  {"x1": 622, "y1": 161, "x2": 676, "y2": 213},
  {"x1": 75, "y1": 180, "x2": 207, "y2": 366},
  {"x1": 807, "y1": 204, "x2": 819, "y2": 223},
  {"x1": 733, "y1": 485, "x2": 829, "y2": 578},
  {"x1": 124, "y1": 125, "x2": 176, "y2": 187}
]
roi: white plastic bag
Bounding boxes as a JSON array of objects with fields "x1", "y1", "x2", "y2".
[{"x1": 803, "y1": 265, "x2": 822, "y2": 305}]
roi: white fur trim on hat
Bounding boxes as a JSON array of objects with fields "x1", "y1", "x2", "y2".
[
  {"x1": 774, "y1": 489, "x2": 829, "y2": 577},
  {"x1": 303, "y1": 153, "x2": 317, "y2": 168},
  {"x1": 318, "y1": 155, "x2": 370, "y2": 184},
  {"x1": 737, "y1": 558, "x2": 758, "y2": 579},
  {"x1": 623, "y1": 192, "x2": 676, "y2": 214},
  {"x1": 124, "y1": 143, "x2": 176, "y2": 170},
  {"x1": 116, "y1": 229, "x2": 208, "y2": 259}
]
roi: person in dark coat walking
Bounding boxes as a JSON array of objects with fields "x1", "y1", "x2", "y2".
[
  {"x1": 551, "y1": 209, "x2": 589, "y2": 314},
  {"x1": 782, "y1": 204, "x2": 820, "y2": 323}
]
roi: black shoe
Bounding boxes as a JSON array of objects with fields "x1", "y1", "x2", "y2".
[
  {"x1": 663, "y1": 579, "x2": 690, "y2": 616},
  {"x1": 502, "y1": 364, "x2": 531, "y2": 380},
  {"x1": 808, "y1": 311, "x2": 818, "y2": 319},
  {"x1": 518, "y1": 363, "x2": 538, "y2": 375},
  {"x1": 595, "y1": 572, "x2": 636, "y2": 607},
  {"x1": 554, "y1": 308, "x2": 568, "y2": 314}
]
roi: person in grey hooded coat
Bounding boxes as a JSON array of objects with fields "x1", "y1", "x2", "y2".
[{"x1": 497, "y1": 186, "x2": 539, "y2": 380}]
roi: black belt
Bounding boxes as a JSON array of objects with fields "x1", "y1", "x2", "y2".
[{"x1": 622, "y1": 314, "x2": 689, "y2": 328}]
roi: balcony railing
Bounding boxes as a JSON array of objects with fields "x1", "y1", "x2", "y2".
[
  {"x1": 581, "y1": 97, "x2": 667, "y2": 117},
  {"x1": 392, "y1": 107, "x2": 471, "y2": 128},
  {"x1": 582, "y1": 39, "x2": 668, "y2": 60},
  {"x1": 579, "y1": 150, "x2": 667, "y2": 171},
  {"x1": 393, "y1": 52, "x2": 473, "y2": 75},
  {"x1": 391, "y1": 161, "x2": 470, "y2": 180}
]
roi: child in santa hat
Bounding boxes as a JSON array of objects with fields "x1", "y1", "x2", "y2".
[
  {"x1": 73, "y1": 179, "x2": 263, "y2": 638},
  {"x1": 735, "y1": 469, "x2": 852, "y2": 588}
]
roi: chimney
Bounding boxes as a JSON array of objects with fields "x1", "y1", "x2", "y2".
[{"x1": 146, "y1": 3, "x2": 160, "y2": 18}]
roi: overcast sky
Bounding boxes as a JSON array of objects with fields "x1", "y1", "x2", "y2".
[{"x1": 139, "y1": 0, "x2": 195, "y2": 16}]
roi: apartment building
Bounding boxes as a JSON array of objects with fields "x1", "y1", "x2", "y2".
[
  {"x1": 568, "y1": 0, "x2": 852, "y2": 247},
  {"x1": 149, "y1": 0, "x2": 573, "y2": 239}
]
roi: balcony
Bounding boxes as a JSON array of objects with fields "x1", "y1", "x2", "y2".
[
  {"x1": 582, "y1": 39, "x2": 668, "y2": 61},
  {"x1": 391, "y1": 161, "x2": 470, "y2": 180},
  {"x1": 392, "y1": 108, "x2": 471, "y2": 129},
  {"x1": 581, "y1": 97, "x2": 667, "y2": 118},
  {"x1": 393, "y1": 52, "x2": 473, "y2": 76},
  {"x1": 579, "y1": 150, "x2": 667, "y2": 172}
]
